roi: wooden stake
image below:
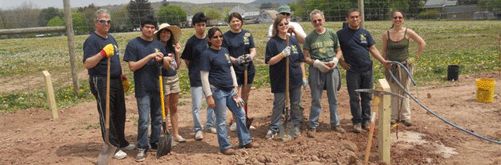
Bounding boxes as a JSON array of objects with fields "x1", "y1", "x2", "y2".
[
  {"x1": 42, "y1": 71, "x2": 58, "y2": 120},
  {"x1": 377, "y1": 79, "x2": 390, "y2": 164}
]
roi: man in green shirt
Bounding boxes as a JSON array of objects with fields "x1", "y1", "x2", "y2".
[{"x1": 303, "y1": 9, "x2": 346, "y2": 138}]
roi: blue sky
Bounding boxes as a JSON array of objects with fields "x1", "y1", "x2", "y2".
[{"x1": 0, "y1": 0, "x2": 255, "y2": 9}]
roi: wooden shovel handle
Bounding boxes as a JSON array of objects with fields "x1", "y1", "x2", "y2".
[{"x1": 105, "y1": 57, "x2": 111, "y2": 143}]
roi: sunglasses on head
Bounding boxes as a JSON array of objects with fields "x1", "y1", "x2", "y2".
[
  {"x1": 212, "y1": 35, "x2": 223, "y2": 39},
  {"x1": 278, "y1": 22, "x2": 289, "y2": 27},
  {"x1": 98, "y1": 19, "x2": 111, "y2": 24}
]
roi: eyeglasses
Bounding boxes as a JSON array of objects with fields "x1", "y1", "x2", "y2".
[
  {"x1": 98, "y1": 19, "x2": 111, "y2": 24},
  {"x1": 312, "y1": 19, "x2": 323, "y2": 23},
  {"x1": 278, "y1": 22, "x2": 289, "y2": 27},
  {"x1": 212, "y1": 35, "x2": 223, "y2": 39},
  {"x1": 393, "y1": 16, "x2": 403, "y2": 20},
  {"x1": 281, "y1": 13, "x2": 290, "y2": 16}
]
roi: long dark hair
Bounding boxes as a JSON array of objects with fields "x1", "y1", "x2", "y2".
[
  {"x1": 207, "y1": 27, "x2": 222, "y2": 47},
  {"x1": 157, "y1": 29, "x2": 174, "y2": 53},
  {"x1": 390, "y1": 10, "x2": 405, "y2": 28}
]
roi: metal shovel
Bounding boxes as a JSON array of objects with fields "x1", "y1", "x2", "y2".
[
  {"x1": 157, "y1": 65, "x2": 172, "y2": 158},
  {"x1": 97, "y1": 58, "x2": 117, "y2": 165},
  {"x1": 279, "y1": 35, "x2": 295, "y2": 142}
]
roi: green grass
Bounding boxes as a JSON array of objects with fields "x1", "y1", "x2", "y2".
[{"x1": 0, "y1": 20, "x2": 499, "y2": 112}]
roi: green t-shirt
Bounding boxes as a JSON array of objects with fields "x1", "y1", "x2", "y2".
[{"x1": 303, "y1": 28, "x2": 340, "y2": 60}]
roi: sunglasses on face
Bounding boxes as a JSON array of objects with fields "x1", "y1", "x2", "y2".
[
  {"x1": 281, "y1": 13, "x2": 290, "y2": 16},
  {"x1": 278, "y1": 22, "x2": 289, "y2": 27},
  {"x1": 212, "y1": 35, "x2": 223, "y2": 39},
  {"x1": 98, "y1": 19, "x2": 111, "y2": 24},
  {"x1": 393, "y1": 16, "x2": 403, "y2": 20}
]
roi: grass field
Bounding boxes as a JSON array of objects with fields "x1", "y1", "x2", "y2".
[{"x1": 0, "y1": 20, "x2": 500, "y2": 112}]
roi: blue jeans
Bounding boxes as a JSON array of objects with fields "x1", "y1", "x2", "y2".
[
  {"x1": 190, "y1": 86, "x2": 216, "y2": 132},
  {"x1": 268, "y1": 86, "x2": 302, "y2": 133},
  {"x1": 211, "y1": 88, "x2": 252, "y2": 151},
  {"x1": 136, "y1": 92, "x2": 162, "y2": 149},
  {"x1": 308, "y1": 66, "x2": 341, "y2": 129},
  {"x1": 346, "y1": 70, "x2": 373, "y2": 125}
]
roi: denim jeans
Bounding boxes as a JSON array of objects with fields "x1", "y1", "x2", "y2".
[
  {"x1": 268, "y1": 86, "x2": 302, "y2": 133},
  {"x1": 136, "y1": 92, "x2": 162, "y2": 149},
  {"x1": 190, "y1": 86, "x2": 216, "y2": 132},
  {"x1": 211, "y1": 88, "x2": 252, "y2": 151},
  {"x1": 308, "y1": 66, "x2": 341, "y2": 129},
  {"x1": 346, "y1": 70, "x2": 373, "y2": 125}
]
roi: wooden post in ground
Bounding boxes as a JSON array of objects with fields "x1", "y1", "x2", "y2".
[
  {"x1": 377, "y1": 79, "x2": 390, "y2": 163},
  {"x1": 63, "y1": 0, "x2": 79, "y2": 95},
  {"x1": 42, "y1": 71, "x2": 58, "y2": 120}
]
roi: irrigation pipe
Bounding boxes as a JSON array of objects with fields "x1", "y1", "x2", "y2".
[{"x1": 386, "y1": 61, "x2": 501, "y2": 145}]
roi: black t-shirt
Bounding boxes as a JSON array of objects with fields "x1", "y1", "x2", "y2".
[
  {"x1": 181, "y1": 35, "x2": 208, "y2": 87},
  {"x1": 83, "y1": 32, "x2": 122, "y2": 78},
  {"x1": 337, "y1": 27, "x2": 375, "y2": 73},
  {"x1": 265, "y1": 36, "x2": 305, "y2": 93},
  {"x1": 161, "y1": 45, "x2": 177, "y2": 77},
  {"x1": 200, "y1": 47, "x2": 234, "y2": 92},
  {"x1": 123, "y1": 37, "x2": 167, "y2": 97},
  {"x1": 222, "y1": 29, "x2": 255, "y2": 75}
]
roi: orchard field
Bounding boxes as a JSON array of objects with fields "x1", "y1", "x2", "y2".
[{"x1": 0, "y1": 20, "x2": 500, "y2": 164}]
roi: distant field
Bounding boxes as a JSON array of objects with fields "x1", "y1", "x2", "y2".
[{"x1": 0, "y1": 20, "x2": 499, "y2": 111}]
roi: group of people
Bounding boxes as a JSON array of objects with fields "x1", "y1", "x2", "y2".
[{"x1": 83, "y1": 5, "x2": 425, "y2": 162}]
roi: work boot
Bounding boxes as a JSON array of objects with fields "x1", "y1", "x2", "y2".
[
  {"x1": 362, "y1": 121, "x2": 371, "y2": 130},
  {"x1": 307, "y1": 129, "x2": 316, "y2": 138},
  {"x1": 136, "y1": 148, "x2": 147, "y2": 162},
  {"x1": 221, "y1": 148, "x2": 235, "y2": 155},
  {"x1": 240, "y1": 142, "x2": 260, "y2": 148},
  {"x1": 352, "y1": 124, "x2": 362, "y2": 133},
  {"x1": 333, "y1": 126, "x2": 346, "y2": 133}
]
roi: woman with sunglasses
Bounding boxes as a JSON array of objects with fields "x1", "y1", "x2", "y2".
[
  {"x1": 382, "y1": 10, "x2": 426, "y2": 127},
  {"x1": 222, "y1": 12, "x2": 257, "y2": 131},
  {"x1": 264, "y1": 15, "x2": 306, "y2": 139},
  {"x1": 200, "y1": 27, "x2": 259, "y2": 155}
]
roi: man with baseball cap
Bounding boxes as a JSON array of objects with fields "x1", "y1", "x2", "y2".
[{"x1": 267, "y1": 5, "x2": 307, "y2": 44}]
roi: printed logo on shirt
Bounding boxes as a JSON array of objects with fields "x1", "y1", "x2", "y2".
[
  {"x1": 244, "y1": 33, "x2": 250, "y2": 45},
  {"x1": 360, "y1": 34, "x2": 367, "y2": 44},
  {"x1": 225, "y1": 53, "x2": 231, "y2": 63},
  {"x1": 291, "y1": 45, "x2": 298, "y2": 54},
  {"x1": 154, "y1": 48, "x2": 160, "y2": 53}
]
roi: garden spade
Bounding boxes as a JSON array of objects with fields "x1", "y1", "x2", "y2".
[
  {"x1": 279, "y1": 35, "x2": 295, "y2": 142},
  {"x1": 157, "y1": 64, "x2": 172, "y2": 158},
  {"x1": 97, "y1": 58, "x2": 117, "y2": 165}
]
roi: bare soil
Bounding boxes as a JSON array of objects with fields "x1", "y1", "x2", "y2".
[{"x1": 0, "y1": 72, "x2": 500, "y2": 165}]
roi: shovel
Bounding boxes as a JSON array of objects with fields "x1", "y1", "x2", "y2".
[
  {"x1": 243, "y1": 63, "x2": 253, "y2": 129},
  {"x1": 97, "y1": 58, "x2": 117, "y2": 165},
  {"x1": 157, "y1": 64, "x2": 172, "y2": 158},
  {"x1": 279, "y1": 35, "x2": 295, "y2": 142}
]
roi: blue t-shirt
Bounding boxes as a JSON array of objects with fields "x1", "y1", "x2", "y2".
[
  {"x1": 123, "y1": 37, "x2": 167, "y2": 97},
  {"x1": 200, "y1": 47, "x2": 234, "y2": 92},
  {"x1": 222, "y1": 29, "x2": 256, "y2": 75},
  {"x1": 180, "y1": 35, "x2": 208, "y2": 87},
  {"x1": 83, "y1": 32, "x2": 122, "y2": 78},
  {"x1": 161, "y1": 45, "x2": 177, "y2": 77},
  {"x1": 337, "y1": 27, "x2": 375, "y2": 73},
  {"x1": 265, "y1": 36, "x2": 305, "y2": 93}
]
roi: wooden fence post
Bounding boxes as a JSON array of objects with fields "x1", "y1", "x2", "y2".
[
  {"x1": 63, "y1": 0, "x2": 79, "y2": 95},
  {"x1": 42, "y1": 71, "x2": 58, "y2": 120},
  {"x1": 377, "y1": 79, "x2": 390, "y2": 163}
]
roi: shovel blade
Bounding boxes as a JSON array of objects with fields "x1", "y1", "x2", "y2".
[
  {"x1": 97, "y1": 143, "x2": 117, "y2": 165},
  {"x1": 156, "y1": 132, "x2": 172, "y2": 158}
]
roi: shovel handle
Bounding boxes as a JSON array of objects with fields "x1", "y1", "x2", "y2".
[
  {"x1": 285, "y1": 35, "x2": 290, "y2": 108},
  {"x1": 105, "y1": 57, "x2": 111, "y2": 143}
]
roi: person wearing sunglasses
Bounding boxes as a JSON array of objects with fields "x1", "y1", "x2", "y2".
[
  {"x1": 264, "y1": 14, "x2": 306, "y2": 139},
  {"x1": 222, "y1": 12, "x2": 257, "y2": 132},
  {"x1": 200, "y1": 27, "x2": 259, "y2": 155},
  {"x1": 267, "y1": 5, "x2": 306, "y2": 44},
  {"x1": 337, "y1": 8, "x2": 391, "y2": 133},
  {"x1": 382, "y1": 10, "x2": 426, "y2": 127},
  {"x1": 303, "y1": 9, "x2": 346, "y2": 138},
  {"x1": 83, "y1": 9, "x2": 135, "y2": 160}
]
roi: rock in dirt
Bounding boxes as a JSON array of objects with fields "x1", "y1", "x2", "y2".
[
  {"x1": 257, "y1": 155, "x2": 266, "y2": 163},
  {"x1": 311, "y1": 155, "x2": 320, "y2": 162},
  {"x1": 342, "y1": 141, "x2": 358, "y2": 153},
  {"x1": 427, "y1": 93, "x2": 432, "y2": 98}
]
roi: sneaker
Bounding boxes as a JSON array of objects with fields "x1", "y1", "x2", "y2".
[
  {"x1": 401, "y1": 120, "x2": 412, "y2": 127},
  {"x1": 113, "y1": 150, "x2": 127, "y2": 159},
  {"x1": 221, "y1": 148, "x2": 235, "y2": 155},
  {"x1": 293, "y1": 127, "x2": 301, "y2": 137},
  {"x1": 136, "y1": 148, "x2": 147, "y2": 162},
  {"x1": 194, "y1": 131, "x2": 203, "y2": 140},
  {"x1": 206, "y1": 127, "x2": 217, "y2": 134},
  {"x1": 352, "y1": 124, "x2": 362, "y2": 133},
  {"x1": 229, "y1": 122, "x2": 237, "y2": 132},
  {"x1": 333, "y1": 126, "x2": 346, "y2": 133},
  {"x1": 265, "y1": 130, "x2": 277, "y2": 140},
  {"x1": 121, "y1": 143, "x2": 136, "y2": 151},
  {"x1": 362, "y1": 121, "x2": 371, "y2": 130},
  {"x1": 174, "y1": 135, "x2": 186, "y2": 143},
  {"x1": 307, "y1": 129, "x2": 316, "y2": 138}
]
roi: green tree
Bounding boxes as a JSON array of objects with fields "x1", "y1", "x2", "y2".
[
  {"x1": 71, "y1": 12, "x2": 88, "y2": 34},
  {"x1": 205, "y1": 8, "x2": 222, "y2": 21},
  {"x1": 191, "y1": 6, "x2": 205, "y2": 15},
  {"x1": 157, "y1": 5, "x2": 187, "y2": 26},
  {"x1": 47, "y1": 16, "x2": 65, "y2": 27},
  {"x1": 38, "y1": 7, "x2": 63, "y2": 26},
  {"x1": 111, "y1": 6, "x2": 132, "y2": 32},
  {"x1": 127, "y1": 0, "x2": 154, "y2": 28}
]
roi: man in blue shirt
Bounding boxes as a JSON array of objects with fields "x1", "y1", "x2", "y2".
[
  {"x1": 337, "y1": 8, "x2": 390, "y2": 133},
  {"x1": 123, "y1": 15, "x2": 172, "y2": 162},
  {"x1": 83, "y1": 9, "x2": 134, "y2": 160}
]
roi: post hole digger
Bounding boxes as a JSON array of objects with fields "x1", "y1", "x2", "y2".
[
  {"x1": 279, "y1": 35, "x2": 295, "y2": 142},
  {"x1": 157, "y1": 63, "x2": 172, "y2": 158},
  {"x1": 97, "y1": 58, "x2": 117, "y2": 165}
]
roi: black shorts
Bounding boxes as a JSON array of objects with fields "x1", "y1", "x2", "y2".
[{"x1": 236, "y1": 72, "x2": 255, "y2": 86}]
